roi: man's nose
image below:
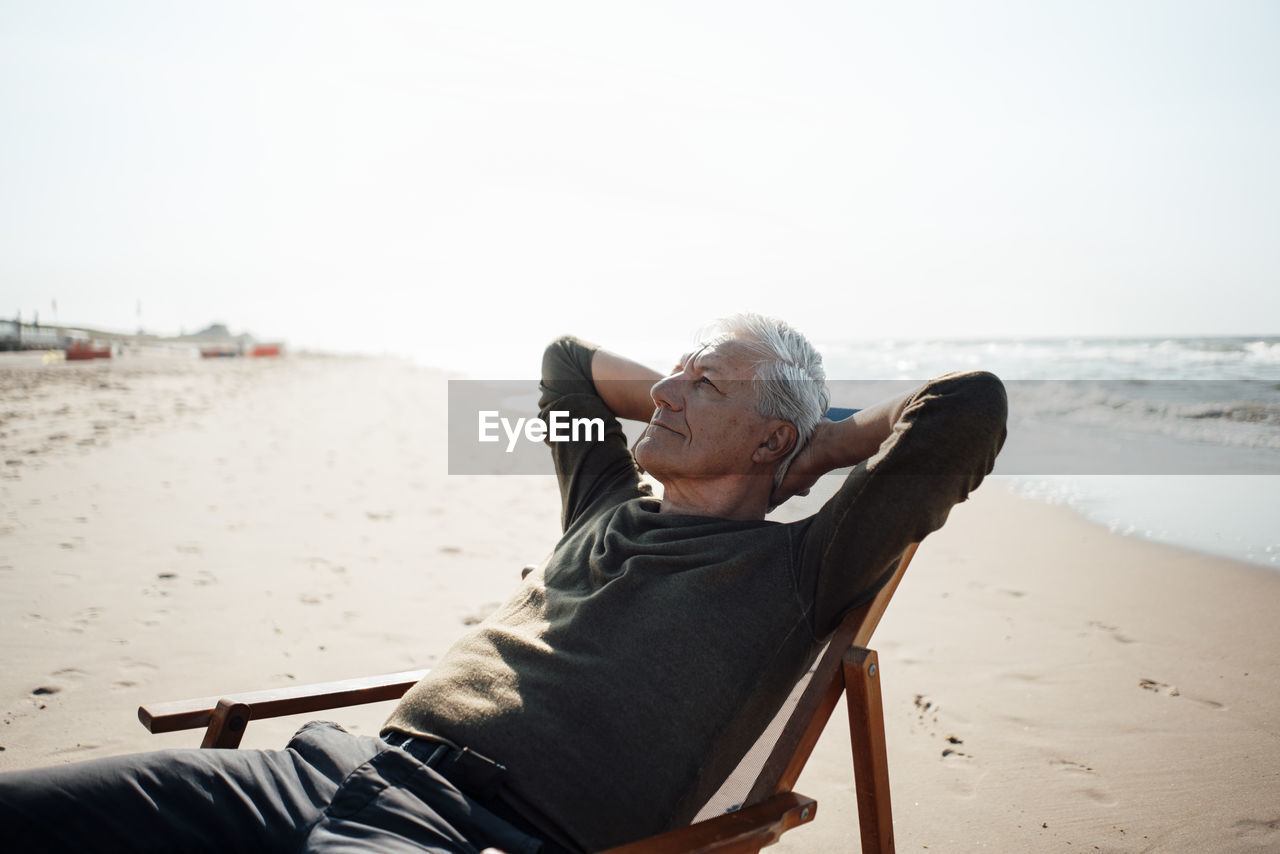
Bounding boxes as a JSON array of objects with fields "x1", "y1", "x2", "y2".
[{"x1": 650, "y1": 374, "x2": 682, "y2": 410}]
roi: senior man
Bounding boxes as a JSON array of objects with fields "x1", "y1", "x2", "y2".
[{"x1": 0, "y1": 314, "x2": 1007, "y2": 854}]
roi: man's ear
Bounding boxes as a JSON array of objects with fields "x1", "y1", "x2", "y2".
[{"x1": 753, "y1": 422, "x2": 798, "y2": 464}]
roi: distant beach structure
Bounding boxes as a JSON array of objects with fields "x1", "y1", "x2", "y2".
[
  {"x1": 0, "y1": 318, "x2": 62, "y2": 352},
  {"x1": 169, "y1": 323, "x2": 284, "y2": 359},
  {"x1": 0, "y1": 318, "x2": 284, "y2": 361}
]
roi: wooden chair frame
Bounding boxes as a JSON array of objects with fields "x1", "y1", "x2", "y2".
[{"x1": 139, "y1": 543, "x2": 918, "y2": 854}]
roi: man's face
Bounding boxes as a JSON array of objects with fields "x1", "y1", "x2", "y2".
[{"x1": 634, "y1": 337, "x2": 777, "y2": 484}]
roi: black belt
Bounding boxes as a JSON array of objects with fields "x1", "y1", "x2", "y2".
[
  {"x1": 383, "y1": 732, "x2": 582, "y2": 854},
  {"x1": 389, "y1": 732, "x2": 509, "y2": 801}
]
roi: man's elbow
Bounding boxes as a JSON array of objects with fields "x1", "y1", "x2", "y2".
[
  {"x1": 949, "y1": 370, "x2": 1008, "y2": 461},
  {"x1": 542, "y1": 334, "x2": 581, "y2": 375},
  {"x1": 913, "y1": 370, "x2": 1008, "y2": 467},
  {"x1": 540, "y1": 335, "x2": 599, "y2": 399},
  {"x1": 954, "y1": 370, "x2": 1007, "y2": 427}
]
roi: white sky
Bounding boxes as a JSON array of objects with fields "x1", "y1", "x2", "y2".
[{"x1": 3, "y1": 1, "x2": 1278, "y2": 373}]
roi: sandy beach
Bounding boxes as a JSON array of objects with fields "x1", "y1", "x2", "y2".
[{"x1": 2, "y1": 353, "x2": 1278, "y2": 852}]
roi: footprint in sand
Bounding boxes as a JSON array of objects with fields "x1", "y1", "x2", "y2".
[
  {"x1": 940, "y1": 735, "x2": 970, "y2": 759},
  {"x1": 139, "y1": 606, "x2": 171, "y2": 628},
  {"x1": 1087, "y1": 620, "x2": 1136, "y2": 644},
  {"x1": 1233, "y1": 816, "x2": 1280, "y2": 841},
  {"x1": 49, "y1": 742, "x2": 100, "y2": 757},
  {"x1": 64, "y1": 606, "x2": 102, "y2": 633},
  {"x1": 1048, "y1": 759, "x2": 1117, "y2": 806},
  {"x1": 304, "y1": 557, "x2": 348, "y2": 576},
  {"x1": 29, "y1": 684, "x2": 63, "y2": 710},
  {"x1": 118, "y1": 660, "x2": 158, "y2": 686},
  {"x1": 1138, "y1": 677, "x2": 1177, "y2": 695},
  {"x1": 912, "y1": 693, "x2": 941, "y2": 731},
  {"x1": 912, "y1": 694, "x2": 975, "y2": 764},
  {"x1": 51, "y1": 667, "x2": 88, "y2": 682},
  {"x1": 1137, "y1": 677, "x2": 1226, "y2": 710},
  {"x1": 144, "y1": 574, "x2": 178, "y2": 598}
]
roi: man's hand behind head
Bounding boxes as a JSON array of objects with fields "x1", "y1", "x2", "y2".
[{"x1": 768, "y1": 418, "x2": 833, "y2": 511}]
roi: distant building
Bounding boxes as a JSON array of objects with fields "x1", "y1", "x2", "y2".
[
  {"x1": 171, "y1": 322, "x2": 255, "y2": 357},
  {"x1": 0, "y1": 318, "x2": 64, "y2": 351}
]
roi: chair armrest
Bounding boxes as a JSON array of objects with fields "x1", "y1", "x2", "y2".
[
  {"x1": 597, "y1": 792, "x2": 816, "y2": 854},
  {"x1": 138, "y1": 669, "x2": 428, "y2": 734}
]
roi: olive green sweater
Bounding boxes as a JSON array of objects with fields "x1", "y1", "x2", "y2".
[{"x1": 385, "y1": 336, "x2": 1006, "y2": 851}]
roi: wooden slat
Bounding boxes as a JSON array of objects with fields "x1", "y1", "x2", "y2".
[
  {"x1": 138, "y1": 668, "x2": 428, "y2": 734},
  {"x1": 845, "y1": 649, "x2": 894, "y2": 853},
  {"x1": 200, "y1": 699, "x2": 252, "y2": 749},
  {"x1": 598, "y1": 793, "x2": 817, "y2": 854}
]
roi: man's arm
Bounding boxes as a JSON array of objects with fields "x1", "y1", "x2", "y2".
[
  {"x1": 539, "y1": 336, "x2": 650, "y2": 531},
  {"x1": 797, "y1": 371, "x2": 1008, "y2": 635},
  {"x1": 771, "y1": 389, "x2": 916, "y2": 507},
  {"x1": 589, "y1": 349, "x2": 663, "y2": 422}
]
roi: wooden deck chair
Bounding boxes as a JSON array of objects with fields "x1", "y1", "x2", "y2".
[{"x1": 139, "y1": 543, "x2": 919, "y2": 854}]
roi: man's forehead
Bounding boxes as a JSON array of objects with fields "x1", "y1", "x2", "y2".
[{"x1": 681, "y1": 338, "x2": 758, "y2": 374}]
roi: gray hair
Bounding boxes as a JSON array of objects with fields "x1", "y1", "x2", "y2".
[{"x1": 699, "y1": 313, "x2": 830, "y2": 491}]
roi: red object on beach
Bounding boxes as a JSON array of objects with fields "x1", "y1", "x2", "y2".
[
  {"x1": 65, "y1": 341, "x2": 112, "y2": 360},
  {"x1": 250, "y1": 344, "x2": 282, "y2": 357}
]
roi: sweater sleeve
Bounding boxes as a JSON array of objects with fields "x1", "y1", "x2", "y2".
[
  {"x1": 538, "y1": 335, "x2": 648, "y2": 532},
  {"x1": 797, "y1": 370, "x2": 1008, "y2": 636}
]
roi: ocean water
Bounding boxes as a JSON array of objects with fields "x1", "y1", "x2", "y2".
[{"x1": 816, "y1": 336, "x2": 1280, "y2": 569}]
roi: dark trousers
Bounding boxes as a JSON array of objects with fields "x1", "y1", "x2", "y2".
[{"x1": 0, "y1": 721, "x2": 544, "y2": 853}]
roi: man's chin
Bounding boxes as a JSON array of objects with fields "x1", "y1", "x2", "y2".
[{"x1": 633, "y1": 440, "x2": 668, "y2": 480}]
